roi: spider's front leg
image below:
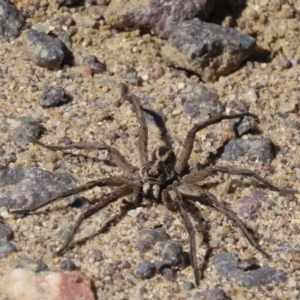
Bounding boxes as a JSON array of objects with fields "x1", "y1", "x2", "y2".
[
  {"x1": 30, "y1": 137, "x2": 135, "y2": 175},
  {"x1": 175, "y1": 113, "x2": 258, "y2": 175},
  {"x1": 182, "y1": 166, "x2": 298, "y2": 194},
  {"x1": 121, "y1": 84, "x2": 149, "y2": 166},
  {"x1": 175, "y1": 182, "x2": 270, "y2": 258}
]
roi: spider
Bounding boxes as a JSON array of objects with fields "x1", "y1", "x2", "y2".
[{"x1": 11, "y1": 84, "x2": 297, "y2": 286}]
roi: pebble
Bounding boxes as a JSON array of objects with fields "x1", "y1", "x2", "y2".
[
  {"x1": 135, "y1": 260, "x2": 155, "y2": 279},
  {"x1": 82, "y1": 55, "x2": 106, "y2": 74},
  {"x1": 0, "y1": 241, "x2": 17, "y2": 258},
  {"x1": 15, "y1": 257, "x2": 49, "y2": 272},
  {"x1": 0, "y1": 223, "x2": 13, "y2": 241},
  {"x1": 59, "y1": 259, "x2": 77, "y2": 271},
  {"x1": 25, "y1": 29, "x2": 66, "y2": 70},
  {"x1": 38, "y1": 85, "x2": 70, "y2": 108}
]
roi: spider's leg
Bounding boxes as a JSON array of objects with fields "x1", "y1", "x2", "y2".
[
  {"x1": 121, "y1": 83, "x2": 148, "y2": 166},
  {"x1": 10, "y1": 176, "x2": 133, "y2": 214},
  {"x1": 166, "y1": 188, "x2": 201, "y2": 287},
  {"x1": 178, "y1": 200, "x2": 200, "y2": 286},
  {"x1": 176, "y1": 183, "x2": 270, "y2": 258},
  {"x1": 56, "y1": 185, "x2": 133, "y2": 255},
  {"x1": 182, "y1": 166, "x2": 298, "y2": 194},
  {"x1": 30, "y1": 137, "x2": 135, "y2": 175},
  {"x1": 132, "y1": 184, "x2": 143, "y2": 207},
  {"x1": 175, "y1": 113, "x2": 258, "y2": 175}
]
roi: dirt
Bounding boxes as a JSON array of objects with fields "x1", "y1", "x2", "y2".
[{"x1": 0, "y1": 0, "x2": 300, "y2": 299}]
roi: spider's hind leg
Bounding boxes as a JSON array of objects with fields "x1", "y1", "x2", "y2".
[
  {"x1": 56, "y1": 185, "x2": 133, "y2": 255},
  {"x1": 10, "y1": 176, "x2": 134, "y2": 214}
]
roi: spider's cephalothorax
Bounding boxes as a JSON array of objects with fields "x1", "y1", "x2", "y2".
[
  {"x1": 139, "y1": 146, "x2": 176, "y2": 199},
  {"x1": 11, "y1": 84, "x2": 298, "y2": 287}
]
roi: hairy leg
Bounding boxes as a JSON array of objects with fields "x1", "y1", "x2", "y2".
[
  {"x1": 175, "y1": 113, "x2": 258, "y2": 175},
  {"x1": 30, "y1": 137, "x2": 135, "y2": 175},
  {"x1": 56, "y1": 186, "x2": 133, "y2": 255},
  {"x1": 176, "y1": 183, "x2": 270, "y2": 258},
  {"x1": 182, "y1": 166, "x2": 298, "y2": 194},
  {"x1": 121, "y1": 84, "x2": 148, "y2": 166},
  {"x1": 10, "y1": 176, "x2": 134, "y2": 213},
  {"x1": 166, "y1": 188, "x2": 200, "y2": 286}
]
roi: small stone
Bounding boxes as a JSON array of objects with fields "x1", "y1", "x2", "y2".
[
  {"x1": 0, "y1": 269, "x2": 95, "y2": 300},
  {"x1": 92, "y1": 249, "x2": 102, "y2": 261},
  {"x1": 0, "y1": 224, "x2": 13, "y2": 241},
  {"x1": 135, "y1": 260, "x2": 155, "y2": 279},
  {"x1": 15, "y1": 257, "x2": 48, "y2": 272},
  {"x1": 38, "y1": 85, "x2": 70, "y2": 108},
  {"x1": 182, "y1": 84, "x2": 224, "y2": 119},
  {"x1": 161, "y1": 240, "x2": 184, "y2": 266},
  {"x1": 222, "y1": 138, "x2": 274, "y2": 163},
  {"x1": 0, "y1": 0, "x2": 25, "y2": 38},
  {"x1": 136, "y1": 228, "x2": 170, "y2": 254},
  {"x1": 82, "y1": 55, "x2": 106, "y2": 74},
  {"x1": 0, "y1": 117, "x2": 42, "y2": 144},
  {"x1": 0, "y1": 241, "x2": 17, "y2": 258},
  {"x1": 25, "y1": 29, "x2": 66, "y2": 70},
  {"x1": 214, "y1": 253, "x2": 287, "y2": 288},
  {"x1": 238, "y1": 191, "x2": 265, "y2": 219},
  {"x1": 279, "y1": 58, "x2": 292, "y2": 69},
  {"x1": 59, "y1": 259, "x2": 77, "y2": 271}
]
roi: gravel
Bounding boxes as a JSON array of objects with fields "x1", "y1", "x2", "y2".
[{"x1": 0, "y1": 1, "x2": 300, "y2": 299}]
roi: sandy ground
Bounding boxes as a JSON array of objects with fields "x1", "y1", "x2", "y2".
[{"x1": 0, "y1": 0, "x2": 300, "y2": 299}]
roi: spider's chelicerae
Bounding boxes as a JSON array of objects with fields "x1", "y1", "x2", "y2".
[{"x1": 12, "y1": 84, "x2": 297, "y2": 286}]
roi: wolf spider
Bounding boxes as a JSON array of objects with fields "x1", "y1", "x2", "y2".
[{"x1": 11, "y1": 84, "x2": 297, "y2": 286}]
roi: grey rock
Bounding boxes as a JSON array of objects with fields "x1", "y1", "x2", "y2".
[
  {"x1": 214, "y1": 253, "x2": 287, "y2": 288},
  {"x1": 92, "y1": 249, "x2": 103, "y2": 261},
  {"x1": 162, "y1": 19, "x2": 256, "y2": 82},
  {"x1": 231, "y1": 116, "x2": 257, "y2": 136},
  {"x1": 222, "y1": 138, "x2": 274, "y2": 163},
  {"x1": 182, "y1": 84, "x2": 224, "y2": 118},
  {"x1": 0, "y1": 167, "x2": 78, "y2": 210},
  {"x1": 135, "y1": 260, "x2": 155, "y2": 279},
  {"x1": 38, "y1": 85, "x2": 70, "y2": 108},
  {"x1": 153, "y1": 260, "x2": 171, "y2": 273},
  {"x1": 59, "y1": 259, "x2": 77, "y2": 271},
  {"x1": 136, "y1": 227, "x2": 170, "y2": 254},
  {"x1": 194, "y1": 288, "x2": 229, "y2": 300},
  {"x1": 0, "y1": 116, "x2": 42, "y2": 144},
  {"x1": 161, "y1": 240, "x2": 184, "y2": 266},
  {"x1": 238, "y1": 191, "x2": 266, "y2": 219},
  {"x1": 82, "y1": 55, "x2": 106, "y2": 74},
  {"x1": 104, "y1": 0, "x2": 216, "y2": 39},
  {"x1": 0, "y1": 240, "x2": 17, "y2": 258},
  {"x1": 0, "y1": 0, "x2": 25, "y2": 38},
  {"x1": 0, "y1": 223, "x2": 13, "y2": 241},
  {"x1": 25, "y1": 29, "x2": 65, "y2": 70},
  {"x1": 15, "y1": 257, "x2": 48, "y2": 272}
]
